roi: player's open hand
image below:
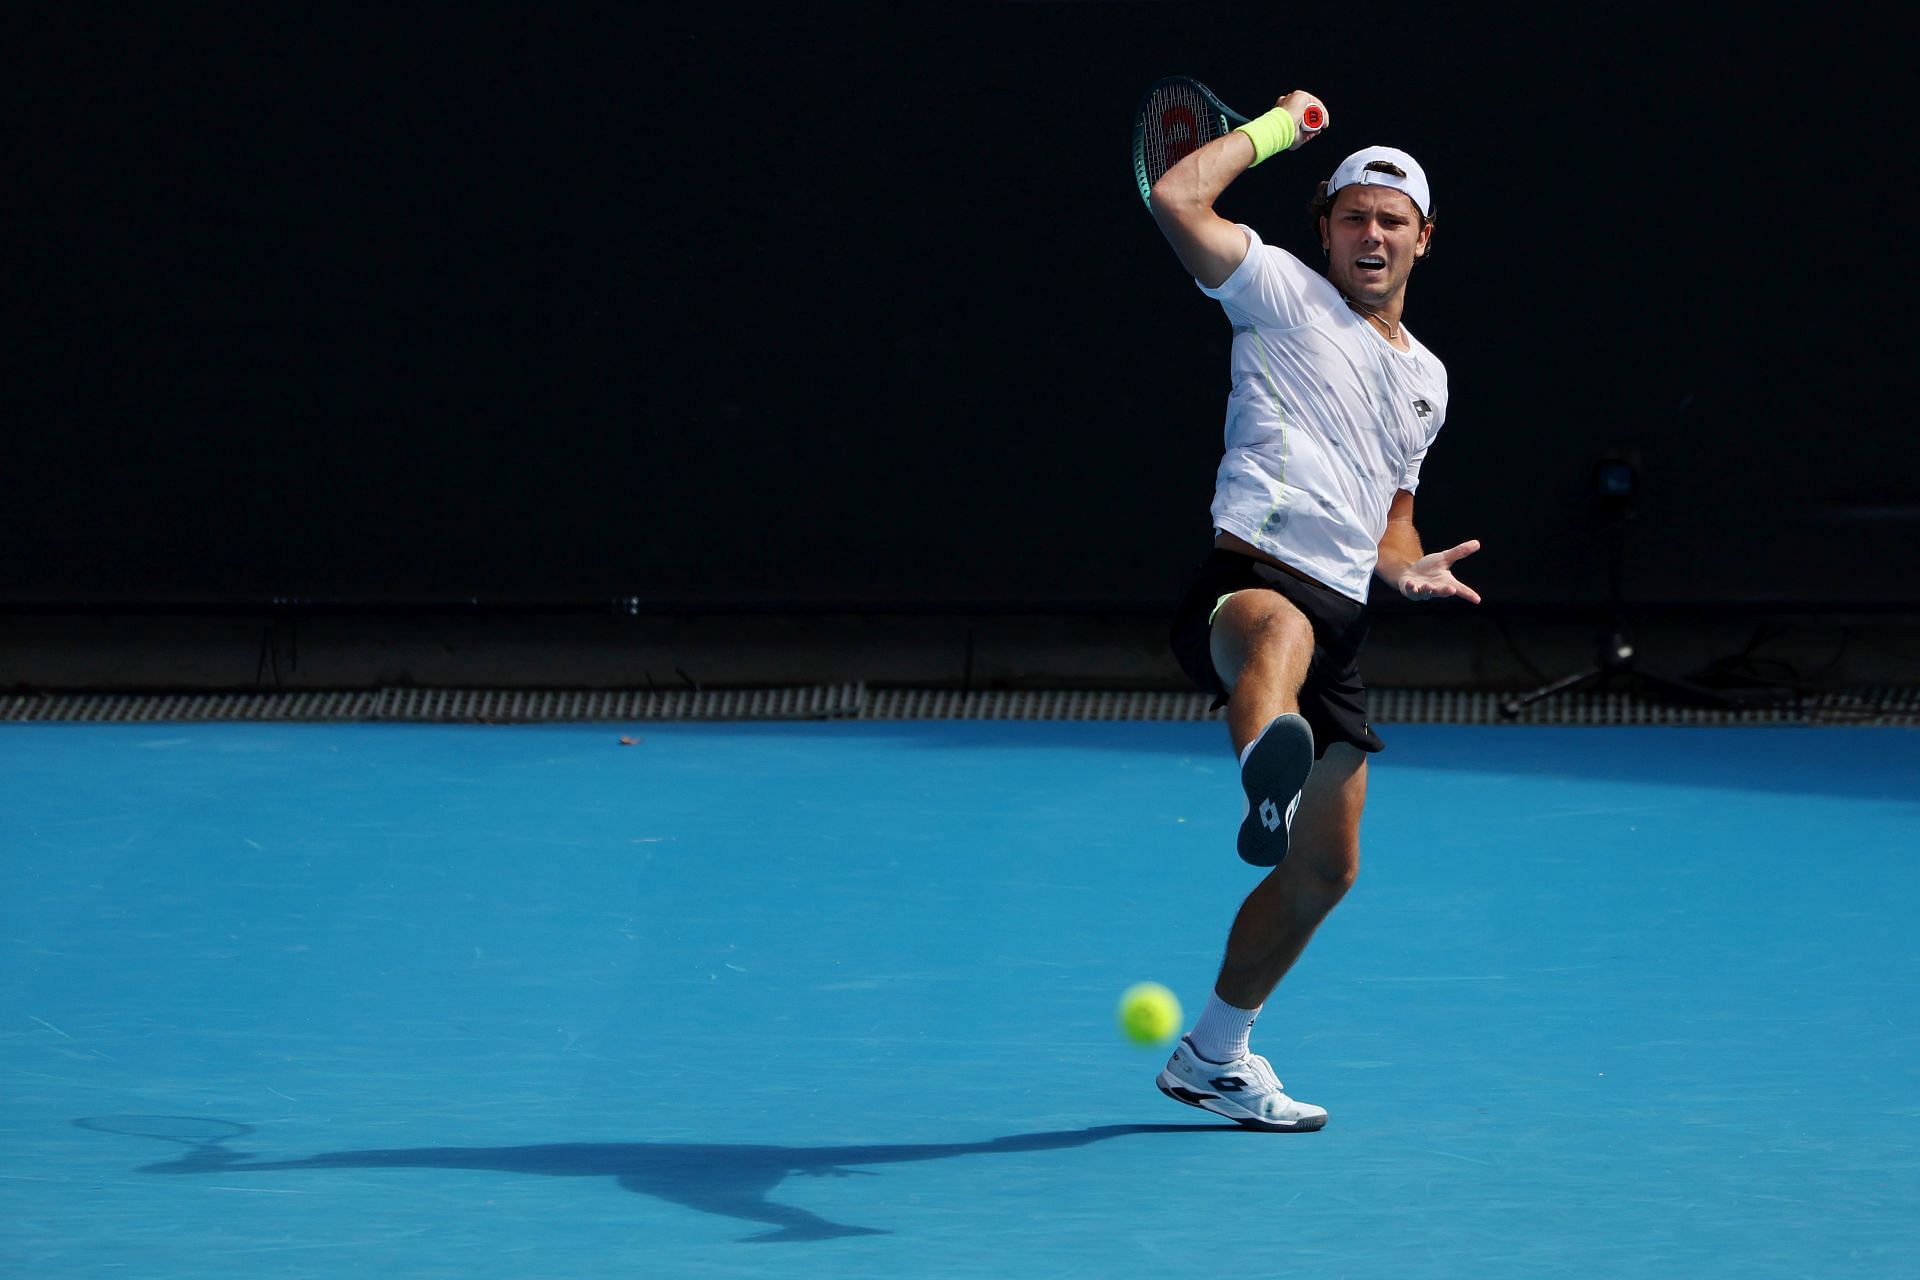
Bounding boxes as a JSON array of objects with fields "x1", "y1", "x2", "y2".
[
  {"x1": 1397, "y1": 539, "x2": 1483, "y2": 604},
  {"x1": 1275, "y1": 91, "x2": 1329, "y2": 148}
]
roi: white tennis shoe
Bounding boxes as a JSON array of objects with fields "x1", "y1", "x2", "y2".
[{"x1": 1156, "y1": 1036, "x2": 1328, "y2": 1132}]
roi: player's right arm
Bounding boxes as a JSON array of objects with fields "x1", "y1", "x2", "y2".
[{"x1": 1149, "y1": 91, "x2": 1327, "y2": 289}]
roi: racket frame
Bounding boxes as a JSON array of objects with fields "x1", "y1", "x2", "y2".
[
  {"x1": 74, "y1": 1115, "x2": 254, "y2": 1146},
  {"x1": 1131, "y1": 76, "x2": 1248, "y2": 207}
]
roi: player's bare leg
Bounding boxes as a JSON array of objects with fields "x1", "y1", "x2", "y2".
[
  {"x1": 1208, "y1": 590, "x2": 1313, "y2": 747},
  {"x1": 1154, "y1": 592, "x2": 1359, "y2": 1131},
  {"x1": 1158, "y1": 742, "x2": 1363, "y2": 1133},
  {"x1": 1157, "y1": 747, "x2": 1360, "y2": 1130},
  {"x1": 1210, "y1": 591, "x2": 1318, "y2": 864},
  {"x1": 1214, "y1": 744, "x2": 1366, "y2": 1008}
]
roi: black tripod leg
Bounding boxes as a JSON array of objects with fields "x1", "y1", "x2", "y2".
[{"x1": 1500, "y1": 666, "x2": 1604, "y2": 718}]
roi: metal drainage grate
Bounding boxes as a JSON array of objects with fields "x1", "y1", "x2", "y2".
[
  {"x1": 0, "y1": 690, "x2": 381, "y2": 722},
  {"x1": 1, "y1": 684, "x2": 1915, "y2": 726},
  {"x1": 860, "y1": 687, "x2": 1920, "y2": 726},
  {"x1": 372, "y1": 684, "x2": 865, "y2": 722},
  {"x1": 1371, "y1": 686, "x2": 1920, "y2": 727},
  {"x1": 861, "y1": 688, "x2": 1219, "y2": 721},
  {"x1": 0, "y1": 685, "x2": 867, "y2": 723}
]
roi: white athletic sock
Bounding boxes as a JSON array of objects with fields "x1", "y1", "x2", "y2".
[
  {"x1": 1237, "y1": 722, "x2": 1271, "y2": 769},
  {"x1": 1188, "y1": 991, "x2": 1261, "y2": 1064}
]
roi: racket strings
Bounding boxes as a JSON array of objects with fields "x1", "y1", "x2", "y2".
[
  {"x1": 1139, "y1": 84, "x2": 1227, "y2": 191},
  {"x1": 75, "y1": 1115, "x2": 252, "y2": 1145}
]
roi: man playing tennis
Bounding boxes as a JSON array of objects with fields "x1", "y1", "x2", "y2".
[{"x1": 1148, "y1": 91, "x2": 1480, "y2": 1130}]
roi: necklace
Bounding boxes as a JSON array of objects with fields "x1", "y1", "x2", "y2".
[{"x1": 1344, "y1": 297, "x2": 1401, "y2": 343}]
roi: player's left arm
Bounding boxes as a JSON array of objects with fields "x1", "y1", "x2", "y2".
[{"x1": 1375, "y1": 489, "x2": 1482, "y2": 603}]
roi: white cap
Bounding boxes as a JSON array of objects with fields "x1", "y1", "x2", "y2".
[{"x1": 1326, "y1": 146, "x2": 1432, "y2": 217}]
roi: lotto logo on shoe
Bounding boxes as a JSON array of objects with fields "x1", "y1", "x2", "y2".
[
  {"x1": 1210, "y1": 1075, "x2": 1248, "y2": 1092},
  {"x1": 1258, "y1": 794, "x2": 1303, "y2": 834}
]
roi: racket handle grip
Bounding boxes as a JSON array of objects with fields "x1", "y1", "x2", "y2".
[{"x1": 1301, "y1": 104, "x2": 1327, "y2": 132}]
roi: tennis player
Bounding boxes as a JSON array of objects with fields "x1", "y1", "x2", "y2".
[{"x1": 1148, "y1": 91, "x2": 1480, "y2": 1130}]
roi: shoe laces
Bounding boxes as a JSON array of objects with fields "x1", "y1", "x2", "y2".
[{"x1": 1240, "y1": 1053, "x2": 1285, "y2": 1094}]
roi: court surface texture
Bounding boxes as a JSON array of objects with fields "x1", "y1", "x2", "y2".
[{"x1": 5, "y1": 720, "x2": 1917, "y2": 1278}]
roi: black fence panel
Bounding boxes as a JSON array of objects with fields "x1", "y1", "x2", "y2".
[{"x1": 8, "y1": 7, "x2": 1909, "y2": 611}]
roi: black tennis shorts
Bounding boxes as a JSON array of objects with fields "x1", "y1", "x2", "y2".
[{"x1": 1169, "y1": 548, "x2": 1386, "y2": 758}]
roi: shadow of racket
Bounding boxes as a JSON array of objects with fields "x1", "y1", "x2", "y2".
[{"x1": 73, "y1": 1115, "x2": 255, "y2": 1171}]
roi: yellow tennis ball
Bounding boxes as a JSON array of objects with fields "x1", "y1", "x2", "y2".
[{"x1": 1117, "y1": 982, "x2": 1182, "y2": 1046}]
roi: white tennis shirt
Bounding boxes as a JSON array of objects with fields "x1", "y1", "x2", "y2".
[{"x1": 1199, "y1": 225, "x2": 1449, "y2": 603}]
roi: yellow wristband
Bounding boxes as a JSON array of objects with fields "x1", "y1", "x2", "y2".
[{"x1": 1233, "y1": 108, "x2": 1297, "y2": 166}]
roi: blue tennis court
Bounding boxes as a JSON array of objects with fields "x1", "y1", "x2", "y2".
[{"x1": 5, "y1": 720, "x2": 1917, "y2": 1277}]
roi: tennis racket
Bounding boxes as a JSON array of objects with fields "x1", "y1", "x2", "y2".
[{"x1": 1131, "y1": 77, "x2": 1327, "y2": 207}]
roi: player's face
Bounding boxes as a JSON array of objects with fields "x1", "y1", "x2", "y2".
[{"x1": 1319, "y1": 186, "x2": 1431, "y2": 306}]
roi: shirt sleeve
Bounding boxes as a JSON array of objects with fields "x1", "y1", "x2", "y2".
[
  {"x1": 1197, "y1": 225, "x2": 1336, "y2": 330},
  {"x1": 1400, "y1": 445, "x2": 1429, "y2": 493}
]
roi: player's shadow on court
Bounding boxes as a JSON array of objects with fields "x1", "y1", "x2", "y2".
[{"x1": 81, "y1": 1118, "x2": 1227, "y2": 1243}]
